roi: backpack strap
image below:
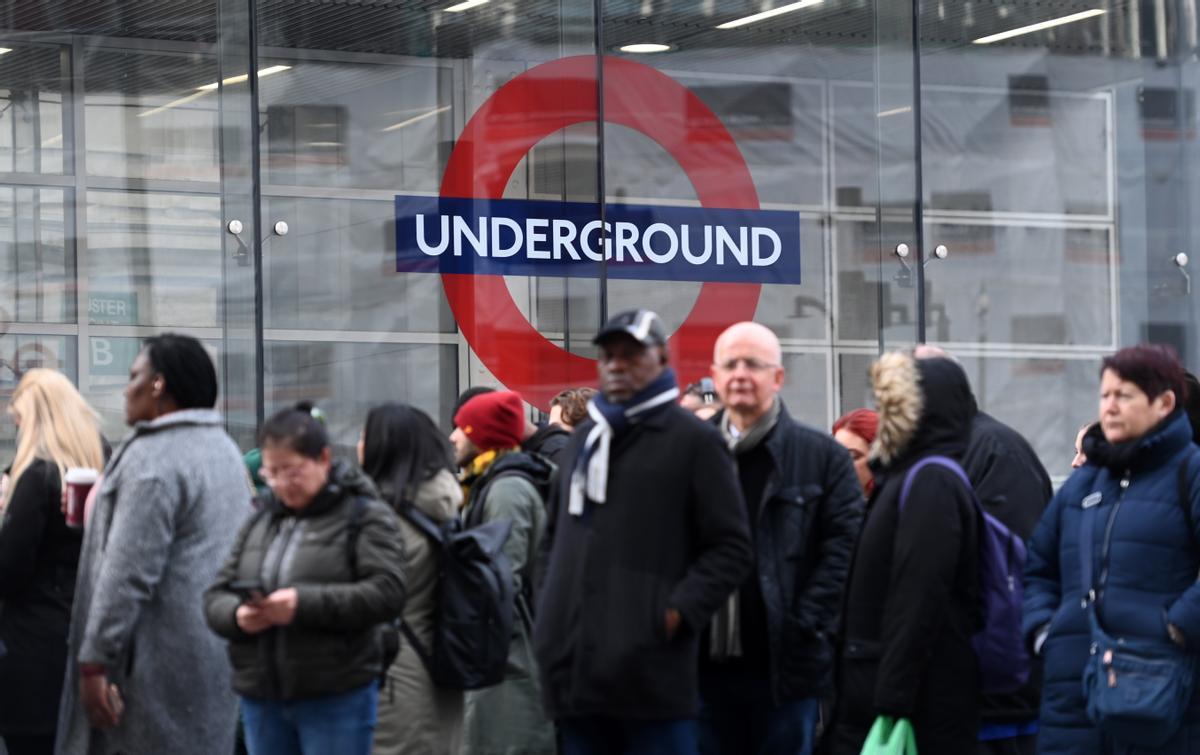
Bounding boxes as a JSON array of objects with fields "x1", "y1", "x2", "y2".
[
  {"x1": 898, "y1": 455, "x2": 977, "y2": 512},
  {"x1": 398, "y1": 504, "x2": 447, "y2": 544},
  {"x1": 394, "y1": 503, "x2": 444, "y2": 675}
]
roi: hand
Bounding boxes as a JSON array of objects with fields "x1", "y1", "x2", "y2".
[
  {"x1": 664, "y1": 608, "x2": 682, "y2": 641},
  {"x1": 1168, "y1": 621, "x2": 1187, "y2": 648},
  {"x1": 257, "y1": 588, "x2": 299, "y2": 627},
  {"x1": 80, "y1": 674, "x2": 123, "y2": 730},
  {"x1": 236, "y1": 603, "x2": 272, "y2": 635}
]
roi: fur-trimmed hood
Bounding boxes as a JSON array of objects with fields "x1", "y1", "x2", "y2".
[{"x1": 869, "y1": 352, "x2": 975, "y2": 468}]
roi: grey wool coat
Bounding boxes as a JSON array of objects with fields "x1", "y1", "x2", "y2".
[{"x1": 56, "y1": 410, "x2": 252, "y2": 755}]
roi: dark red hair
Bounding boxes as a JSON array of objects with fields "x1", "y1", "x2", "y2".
[
  {"x1": 1101, "y1": 344, "x2": 1188, "y2": 404},
  {"x1": 833, "y1": 408, "x2": 879, "y2": 445}
]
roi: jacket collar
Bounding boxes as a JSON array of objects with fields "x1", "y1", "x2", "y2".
[
  {"x1": 1083, "y1": 409, "x2": 1193, "y2": 474},
  {"x1": 713, "y1": 400, "x2": 792, "y2": 510},
  {"x1": 133, "y1": 408, "x2": 223, "y2": 434},
  {"x1": 265, "y1": 458, "x2": 378, "y2": 519},
  {"x1": 107, "y1": 409, "x2": 224, "y2": 473}
]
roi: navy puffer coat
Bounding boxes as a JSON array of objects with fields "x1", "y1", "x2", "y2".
[{"x1": 1023, "y1": 410, "x2": 1200, "y2": 754}]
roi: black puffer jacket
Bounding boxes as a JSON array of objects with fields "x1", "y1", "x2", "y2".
[
  {"x1": 204, "y1": 460, "x2": 406, "y2": 701},
  {"x1": 0, "y1": 460, "x2": 79, "y2": 735},
  {"x1": 829, "y1": 355, "x2": 981, "y2": 755},
  {"x1": 707, "y1": 402, "x2": 864, "y2": 701}
]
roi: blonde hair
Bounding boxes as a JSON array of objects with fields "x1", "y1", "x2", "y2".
[{"x1": 6, "y1": 369, "x2": 104, "y2": 505}]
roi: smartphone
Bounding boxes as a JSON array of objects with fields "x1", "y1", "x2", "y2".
[{"x1": 228, "y1": 579, "x2": 265, "y2": 603}]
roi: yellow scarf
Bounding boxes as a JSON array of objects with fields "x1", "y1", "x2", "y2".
[{"x1": 460, "y1": 447, "x2": 521, "y2": 512}]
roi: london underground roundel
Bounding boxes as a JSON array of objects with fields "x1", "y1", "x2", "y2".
[{"x1": 437, "y1": 55, "x2": 767, "y2": 410}]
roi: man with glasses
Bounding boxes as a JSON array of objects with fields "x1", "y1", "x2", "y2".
[
  {"x1": 534, "y1": 308, "x2": 753, "y2": 754},
  {"x1": 700, "y1": 321, "x2": 864, "y2": 755}
]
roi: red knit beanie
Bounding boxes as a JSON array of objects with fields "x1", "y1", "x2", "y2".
[{"x1": 454, "y1": 390, "x2": 525, "y2": 452}]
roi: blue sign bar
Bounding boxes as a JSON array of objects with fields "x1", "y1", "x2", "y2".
[{"x1": 395, "y1": 195, "x2": 801, "y2": 284}]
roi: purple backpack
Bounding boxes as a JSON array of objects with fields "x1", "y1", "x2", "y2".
[{"x1": 899, "y1": 455, "x2": 1031, "y2": 695}]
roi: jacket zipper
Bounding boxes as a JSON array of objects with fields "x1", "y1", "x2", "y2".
[
  {"x1": 261, "y1": 517, "x2": 298, "y2": 699},
  {"x1": 1097, "y1": 471, "x2": 1131, "y2": 618}
]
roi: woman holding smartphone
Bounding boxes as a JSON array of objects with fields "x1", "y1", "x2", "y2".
[
  {"x1": 0, "y1": 369, "x2": 104, "y2": 755},
  {"x1": 204, "y1": 403, "x2": 406, "y2": 755}
]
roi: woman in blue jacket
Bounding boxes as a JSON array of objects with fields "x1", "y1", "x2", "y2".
[{"x1": 1024, "y1": 344, "x2": 1200, "y2": 754}]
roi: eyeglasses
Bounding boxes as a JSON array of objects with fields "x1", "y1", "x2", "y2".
[
  {"x1": 714, "y1": 357, "x2": 780, "y2": 373},
  {"x1": 260, "y1": 463, "x2": 311, "y2": 485}
]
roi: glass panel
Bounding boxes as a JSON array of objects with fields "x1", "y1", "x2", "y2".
[
  {"x1": 86, "y1": 191, "x2": 222, "y2": 328},
  {"x1": 0, "y1": 186, "x2": 74, "y2": 323},
  {"x1": 920, "y1": 87, "x2": 1110, "y2": 217},
  {"x1": 84, "y1": 47, "x2": 221, "y2": 182},
  {"x1": 918, "y1": 0, "x2": 1200, "y2": 476},
  {"x1": 259, "y1": 58, "x2": 447, "y2": 192},
  {"x1": 0, "y1": 45, "x2": 67, "y2": 175},
  {"x1": 923, "y1": 222, "x2": 1115, "y2": 347},
  {"x1": 779, "y1": 352, "x2": 829, "y2": 429},
  {"x1": 264, "y1": 341, "x2": 458, "y2": 450},
  {"x1": 600, "y1": 0, "x2": 919, "y2": 428},
  {"x1": 0, "y1": 334, "x2": 77, "y2": 456},
  {"x1": 262, "y1": 196, "x2": 455, "y2": 333},
  {"x1": 0, "y1": 0, "x2": 257, "y2": 446},
  {"x1": 956, "y1": 354, "x2": 1100, "y2": 481},
  {"x1": 258, "y1": 0, "x2": 600, "y2": 414},
  {"x1": 837, "y1": 352, "x2": 877, "y2": 417}
]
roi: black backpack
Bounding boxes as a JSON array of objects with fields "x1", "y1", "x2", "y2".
[
  {"x1": 346, "y1": 497, "x2": 402, "y2": 687},
  {"x1": 396, "y1": 504, "x2": 515, "y2": 690}
]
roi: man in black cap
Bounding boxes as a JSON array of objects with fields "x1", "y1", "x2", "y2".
[{"x1": 534, "y1": 308, "x2": 753, "y2": 754}]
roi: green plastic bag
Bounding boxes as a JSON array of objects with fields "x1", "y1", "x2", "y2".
[{"x1": 859, "y1": 716, "x2": 918, "y2": 755}]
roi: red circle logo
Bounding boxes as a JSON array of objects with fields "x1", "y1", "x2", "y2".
[{"x1": 440, "y1": 55, "x2": 762, "y2": 409}]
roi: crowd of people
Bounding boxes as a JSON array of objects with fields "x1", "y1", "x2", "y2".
[{"x1": 0, "y1": 312, "x2": 1196, "y2": 755}]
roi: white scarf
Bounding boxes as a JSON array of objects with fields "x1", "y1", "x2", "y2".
[{"x1": 568, "y1": 386, "x2": 680, "y2": 516}]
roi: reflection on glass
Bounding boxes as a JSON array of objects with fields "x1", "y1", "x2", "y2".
[
  {"x1": 955, "y1": 355, "x2": 1100, "y2": 479},
  {"x1": 0, "y1": 186, "x2": 73, "y2": 323},
  {"x1": 265, "y1": 341, "x2": 457, "y2": 448},
  {"x1": 779, "y1": 352, "x2": 828, "y2": 428},
  {"x1": 260, "y1": 60, "x2": 448, "y2": 191},
  {"x1": 84, "y1": 47, "x2": 221, "y2": 181},
  {"x1": 923, "y1": 223, "x2": 1114, "y2": 347},
  {"x1": 86, "y1": 191, "x2": 221, "y2": 327},
  {"x1": 262, "y1": 196, "x2": 455, "y2": 333},
  {"x1": 0, "y1": 335, "x2": 77, "y2": 456},
  {"x1": 0, "y1": 46, "x2": 66, "y2": 175}
]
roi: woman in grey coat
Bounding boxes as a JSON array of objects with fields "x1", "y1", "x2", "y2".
[
  {"x1": 56, "y1": 334, "x2": 251, "y2": 755},
  {"x1": 359, "y1": 403, "x2": 465, "y2": 755}
]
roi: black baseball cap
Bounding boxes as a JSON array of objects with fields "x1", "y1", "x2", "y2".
[{"x1": 593, "y1": 309, "x2": 668, "y2": 348}]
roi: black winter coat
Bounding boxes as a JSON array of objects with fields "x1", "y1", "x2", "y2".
[
  {"x1": 534, "y1": 403, "x2": 754, "y2": 720},
  {"x1": 523, "y1": 424, "x2": 571, "y2": 470},
  {"x1": 706, "y1": 403, "x2": 864, "y2": 701},
  {"x1": 829, "y1": 356, "x2": 981, "y2": 755},
  {"x1": 204, "y1": 461, "x2": 406, "y2": 701},
  {"x1": 963, "y1": 409, "x2": 1053, "y2": 724},
  {"x1": 0, "y1": 460, "x2": 79, "y2": 735}
]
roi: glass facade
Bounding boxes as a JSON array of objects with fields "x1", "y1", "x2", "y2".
[{"x1": 2, "y1": 0, "x2": 1198, "y2": 480}]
